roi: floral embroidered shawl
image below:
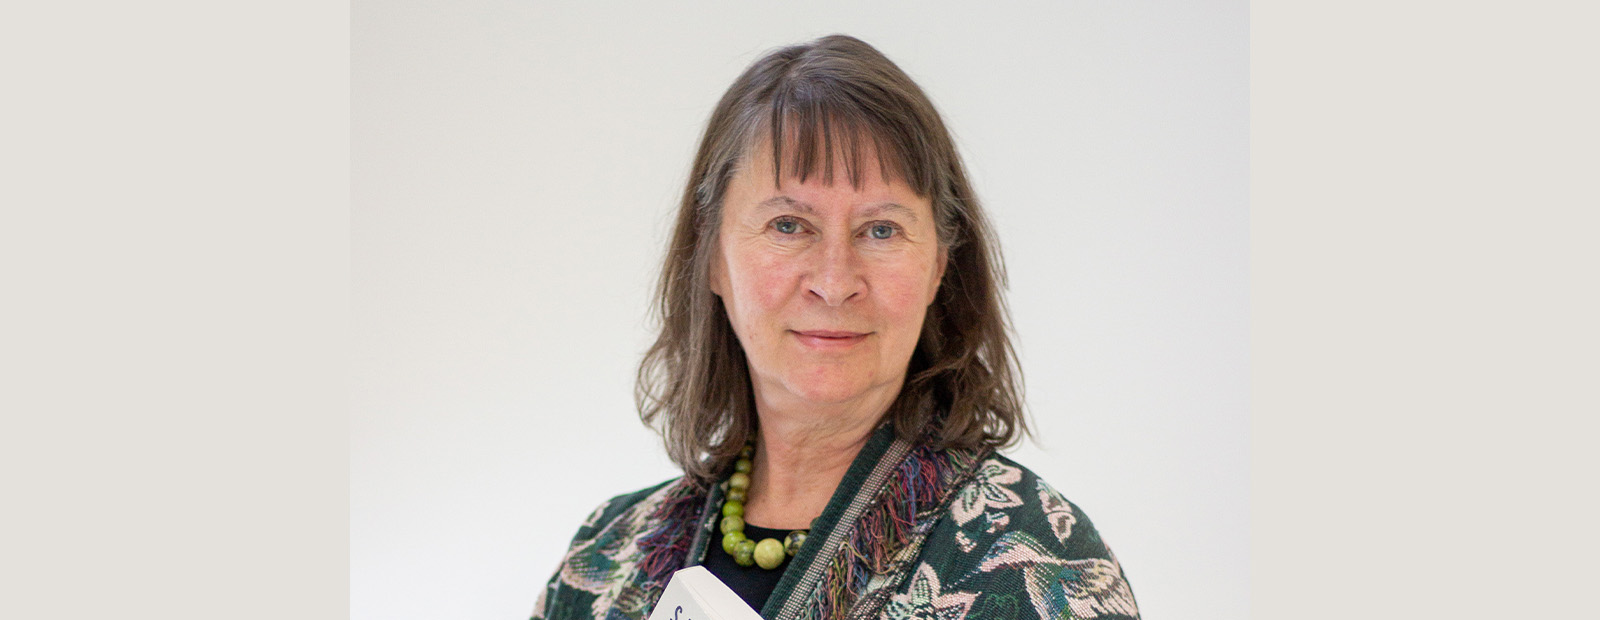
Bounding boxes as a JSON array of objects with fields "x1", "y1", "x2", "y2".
[{"x1": 531, "y1": 426, "x2": 1140, "y2": 620}]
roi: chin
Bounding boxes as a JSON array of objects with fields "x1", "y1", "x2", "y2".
[{"x1": 784, "y1": 374, "x2": 875, "y2": 406}]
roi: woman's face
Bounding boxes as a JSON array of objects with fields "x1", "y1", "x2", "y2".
[{"x1": 711, "y1": 142, "x2": 947, "y2": 416}]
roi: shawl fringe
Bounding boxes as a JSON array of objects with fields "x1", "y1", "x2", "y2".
[
  {"x1": 808, "y1": 444, "x2": 988, "y2": 620},
  {"x1": 636, "y1": 479, "x2": 709, "y2": 584}
]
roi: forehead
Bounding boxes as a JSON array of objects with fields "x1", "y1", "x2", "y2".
[{"x1": 728, "y1": 133, "x2": 925, "y2": 207}]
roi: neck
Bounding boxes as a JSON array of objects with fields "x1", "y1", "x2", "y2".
[{"x1": 741, "y1": 383, "x2": 899, "y2": 530}]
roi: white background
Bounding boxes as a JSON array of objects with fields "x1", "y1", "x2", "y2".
[{"x1": 353, "y1": 2, "x2": 1246, "y2": 619}]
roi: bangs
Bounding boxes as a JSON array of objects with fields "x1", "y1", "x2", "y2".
[{"x1": 758, "y1": 87, "x2": 936, "y2": 197}]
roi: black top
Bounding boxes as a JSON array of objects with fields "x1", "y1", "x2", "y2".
[{"x1": 699, "y1": 523, "x2": 798, "y2": 612}]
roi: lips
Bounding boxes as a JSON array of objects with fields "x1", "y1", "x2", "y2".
[
  {"x1": 794, "y1": 330, "x2": 867, "y2": 338},
  {"x1": 791, "y1": 329, "x2": 870, "y2": 350}
]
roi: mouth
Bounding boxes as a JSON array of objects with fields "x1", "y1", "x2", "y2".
[{"x1": 790, "y1": 329, "x2": 870, "y2": 349}]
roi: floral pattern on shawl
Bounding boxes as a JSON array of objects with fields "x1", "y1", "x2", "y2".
[
  {"x1": 973, "y1": 530, "x2": 1139, "y2": 620},
  {"x1": 881, "y1": 564, "x2": 979, "y2": 620},
  {"x1": 556, "y1": 485, "x2": 670, "y2": 619},
  {"x1": 534, "y1": 449, "x2": 1139, "y2": 620},
  {"x1": 532, "y1": 478, "x2": 705, "y2": 620},
  {"x1": 950, "y1": 460, "x2": 1024, "y2": 526},
  {"x1": 1037, "y1": 478, "x2": 1077, "y2": 544}
]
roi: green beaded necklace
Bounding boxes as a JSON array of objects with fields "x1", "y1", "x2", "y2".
[{"x1": 718, "y1": 443, "x2": 809, "y2": 570}]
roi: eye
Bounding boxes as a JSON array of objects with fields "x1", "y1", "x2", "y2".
[
  {"x1": 772, "y1": 217, "x2": 802, "y2": 234},
  {"x1": 866, "y1": 223, "x2": 898, "y2": 240}
]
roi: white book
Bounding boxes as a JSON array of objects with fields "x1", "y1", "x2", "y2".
[{"x1": 645, "y1": 566, "x2": 765, "y2": 620}]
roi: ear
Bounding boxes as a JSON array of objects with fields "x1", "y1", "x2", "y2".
[{"x1": 927, "y1": 246, "x2": 948, "y2": 305}]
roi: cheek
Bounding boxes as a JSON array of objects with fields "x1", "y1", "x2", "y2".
[
  {"x1": 726, "y1": 251, "x2": 800, "y2": 320},
  {"x1": 875, "y1": 259, "x2": 941, "y2": 317}
]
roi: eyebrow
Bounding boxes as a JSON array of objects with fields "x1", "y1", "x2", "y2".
[{"x1": 755, "y1": 195, "x2": 920, "y2": 223}]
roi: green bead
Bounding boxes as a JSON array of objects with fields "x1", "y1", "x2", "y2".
[
  {"x1": 784, "y1": 530, "x2": 807, "y2": 557},
  {"x1": 734, "y1": 458, "x2": 752, "y2": 473},
  {"x1": 720, "y1": 514, "x2": 744, "y2": 534},
  {"x1": 721, "y1": 531, "x2": 745, "y2": 555},
  {"x1": 739, "y1": 445, "x2": 754, "y2": 458},
  {"x1": 728, "y1": 472, "x2": 750, "y2": 490},
  {"x1": 734, "y1": 539, "x2": 756, "y2": 566},
  {"x1": 754, "y1": 538, "x2": 785, "y2": 569},
  {"x1": 721, "y1": 500, "x2": 744, "y2": 518},
  {"x1": 726, "y1": 487, "x2": 746, "y2": 503}
]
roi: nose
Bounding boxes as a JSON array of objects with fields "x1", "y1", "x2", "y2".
[{"x1": 807, "y1": 236, "x2": 865, "y2": 306}]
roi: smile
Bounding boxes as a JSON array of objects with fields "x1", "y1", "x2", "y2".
[{"x1": 790, "y1": 330, "x2": 870, "y2": 350}]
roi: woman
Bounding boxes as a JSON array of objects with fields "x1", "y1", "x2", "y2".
[{"x1": 532, "y1": 35, "x2": 1140, "y2": 620}]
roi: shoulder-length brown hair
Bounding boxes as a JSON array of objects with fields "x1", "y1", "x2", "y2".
[{"x1": 636, "y1": 34, "x2": 1026, "y2": 481}]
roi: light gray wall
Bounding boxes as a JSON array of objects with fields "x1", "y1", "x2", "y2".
[{"x1": 353, "y1": 2, "x2": 1247, "y2": 618}]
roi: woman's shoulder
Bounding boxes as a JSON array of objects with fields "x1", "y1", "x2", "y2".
[
  {"x1": 565, "y1": 477, "x2": 687, "y2": 542},
  {"x1": 899, "y1": 452, "x2": 1140, "y2": 620},
  {"x1": 533, "y1": 477, "x2": 694, "y2": 620},
  {"x1": 948, "y1": 454, "x2": 1118, "y2": 558}
]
